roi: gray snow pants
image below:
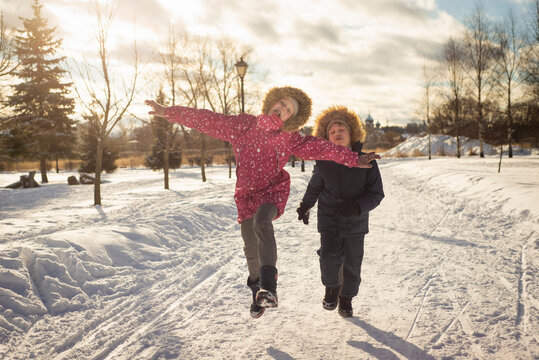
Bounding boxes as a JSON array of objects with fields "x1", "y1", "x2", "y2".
[
  {"x1": 318, "y1": 231, "x2": 365, "y2": 297},
  {"x1": 241, "y1": 203, "x2": 278, "y2": 281}
]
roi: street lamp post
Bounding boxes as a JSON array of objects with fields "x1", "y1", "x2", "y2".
[
  {"x1": 235, "y1": 57, "x2": 248, "y2": 113},
  {"x1": 229, "y1": 57, "x2": 248, "y2": 178}
]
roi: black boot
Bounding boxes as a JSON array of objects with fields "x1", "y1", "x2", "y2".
[
  {"x1": 256, "y1": 266, "x2": 278, "y2": 308},
  {"x1": 338, "y1": 296, "x2": 353, "y2": 317},
  {"x1": 323, "y1": 285, "x2": 341, "y2": 311},
  {"x1": 247, "y1": 276, "x2": 264, "y2": 318}
]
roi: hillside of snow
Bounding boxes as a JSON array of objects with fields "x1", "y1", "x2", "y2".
[
  {"x1": 383, "y1": 134, "x2": 536, "y2": 157},
  {"x1": 0, "y1": 156, "x2": 538, "y2": 359}
]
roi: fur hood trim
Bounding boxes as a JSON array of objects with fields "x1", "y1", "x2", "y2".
[
  {"x1": 313, "y1": 105, "x2": 366, "y2": 143},
  {"x1": 261, "y1": 86, "x2": 312, "y2": 132}
]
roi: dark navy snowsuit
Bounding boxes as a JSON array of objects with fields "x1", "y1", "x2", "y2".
[{"x1": 301, "y1": 141, "x2": 384, "y2": 297}]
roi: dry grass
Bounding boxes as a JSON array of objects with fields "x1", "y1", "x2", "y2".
[
  {"x1": 0, "y1": 159, "x2": 81, "y2": 172},
  {"x1": 411, "y1": 149, "x2": 425, "y2": 157},
  {"x1": 2, "y1": 148, "x2": 396, "y2": 172},
  {"x1": 116, "y1": 156, "x2": 146, "y2": 168},
  {"x1": 363, "y1": 147, "x2": 389, "y2": 154},
  {"x1": 392, "y1": 151, "x2": 410, "y2": 158}
]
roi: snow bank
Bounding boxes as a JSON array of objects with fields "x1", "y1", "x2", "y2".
[
  {"x1": 384, "y1": 134, "x2": 533, "y2": 157},
  {"x1": 0, "y1": 167, "x2": 238, "y2": 345},
  {"x1": 381, "y1": 156, "x2": 539, "y2": 217}
]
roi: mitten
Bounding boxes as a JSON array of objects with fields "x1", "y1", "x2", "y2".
[{"x1": 296, "y1": 202, "x2": 311, "y2": 225}]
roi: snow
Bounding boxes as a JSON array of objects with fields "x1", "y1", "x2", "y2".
[
  {"x1": 384, "y1": 134, "x2": 535, "y2": 157},
  {"x1": 0, "y1": 154, "x2": 538, "y2": 359}
]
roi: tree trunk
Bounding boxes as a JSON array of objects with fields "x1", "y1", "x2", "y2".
[
  {"x1": 40, "y1": 156, "x2": 49, "y2": 183},
  {"x1": 94, "y1": 138, "x2": 104, "y2": 206},
  {"x1": 498, "y1": 144, "x2": 503, "y2": 173},
  {"x1": 507, "y1": 87, "x2": 513, "y2": 158},
  {"x1": 164, "y1": 131, "x2": 170, "y2": 189},
  {"x1": 478, "y1": 87, "x2": 484, "y2": 158},
  {"x1": 201, "y1": 134, "x2": 207, "y2": 182},
  {"x1": 55, "y1": 155, "x2": 59, "y2": 173},
  {"x1": 456, "y1": 99, "x2": 461, "y2": 158},
  {"x1": 301, "y1": 159, "x2": 305, "y2": 172},
  {"x1": 427, "y1": 119, "x2": 431, "y2": 160}
]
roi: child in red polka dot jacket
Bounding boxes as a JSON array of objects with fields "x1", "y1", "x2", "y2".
[{"x1": 145, "y1": 86, "x2": 380, "y2": 318}]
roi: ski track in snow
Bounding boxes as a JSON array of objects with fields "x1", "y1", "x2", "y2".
[{"x1": 0, "y1": 157, "x2": 538, "y2": 360}]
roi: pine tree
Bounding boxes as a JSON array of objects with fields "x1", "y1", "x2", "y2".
[
  {"x1": 78, "y1": 112, "x2": 118, "y2": 174},
  {"x1": 145, "y1": 89, "x2": 182, "y2": 171},
  {"x1": 7, "y1": 0, "x2": 75, "y2": 183}
]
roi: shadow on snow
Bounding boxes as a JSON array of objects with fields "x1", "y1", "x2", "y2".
[{"x1": 347, "y1": 318, "x2": 436, "y2": 360}]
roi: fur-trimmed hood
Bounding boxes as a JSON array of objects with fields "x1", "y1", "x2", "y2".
[
  {"x1": 313, "y1": 106, "x2": 366, "y2": 144},
  {"x1": 261, "y1": 86, "x2": 312, "y2": 132}
]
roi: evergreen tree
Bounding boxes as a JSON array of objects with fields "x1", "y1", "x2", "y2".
[
  {"x1": 7, "y1": 0, "x2": 75, "y2": 182},
  {"x1": 78, "y1": 112, "x2": 118, "y2": 174},
  {"x1": 145, "y1": 89, "x2": 182, "y2": 171}
]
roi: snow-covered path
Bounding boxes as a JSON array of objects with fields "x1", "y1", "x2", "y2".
[{"x1": 1, "y1": 157, "x2": 537, "y2": 359}]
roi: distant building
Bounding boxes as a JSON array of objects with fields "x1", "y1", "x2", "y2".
[
  {"x1": 365, "y1": 113, "x2": 375, "y2": 130},
  {"x1": 363, "y1": 113, "x2": 385, "y2": 149}
]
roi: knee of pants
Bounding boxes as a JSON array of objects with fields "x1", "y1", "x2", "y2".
[
  {"x1": 253, "y1": 216, "x2": 273, "y2": 235},
  {"x1": 243, "y1": 244, "x2": 258, "y2": 259},
  {"x1": 317, "y1": 248, "x2": 345, "y2": 265},
  {"x1": 317, "y1": 247, "x2": 343, "y2": 258}
]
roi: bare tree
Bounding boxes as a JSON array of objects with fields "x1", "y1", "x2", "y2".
[
  {"x1": 0, "y1": 12, "x2": 18, "y2": 78},
  {"x1": 532, "y1": 0, "x2": 539, "y2": 43},
  {"x1": 0, "y1": 12, "x2": 20, "y2": 121},
  {"x1": 420, "y1": 61, "x2": 437, "y2": 159},
  {"x1": 201, "y1": 38, "x2": 250, "y2": 178},
  {"x1": 523, "y1": 0, "x2": 539, "y2": 100},
  {"x1": 463, "y1": 1, "x2": 499, "y2": 157},
  {"x1": 441, "y1": 37, "x2": 467, "y2": 158},
  {"x1": 72, "y1": 2, "x2": 138, "y2": 205},
  {"x1": 158, "y1": 22, "x2": 184, "y2": 189},
  {"x1": 176, "y1": 35, "x2": 209, "y2": 182},
  {"x1": 159, "y1": 33, "x2": 258, "y2": 182},
  {"x1": 494, "y1": 10, "x2": 527, "y2": 158}
]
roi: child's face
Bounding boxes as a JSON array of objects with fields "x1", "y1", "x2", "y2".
[
  {"x1": 328, "y1": 122, "x2": 351, "y2": 148},
  {"x1": 269, "y1": 98, "x2": 295, "y2": 122}
]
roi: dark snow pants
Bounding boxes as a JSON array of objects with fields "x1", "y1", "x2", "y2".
[
  {"x1": 318, "y1": 231, "x2": 365, "y2": 298},
  {"x1": 241, "y1": 203, "x2": 278, "y2": 280}
]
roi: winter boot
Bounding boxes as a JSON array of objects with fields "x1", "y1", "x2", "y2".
[
  {"x1": 322, "y1": 285, "x2": 341, "y2": 311},
  {"x1": 256, "y1": 265, "x2": 278, "y2": 308},
  {"x1": 247, "y1": 276, "x2": 265, "y2": 318},
  {"x1": 338, "y1": 296, "x2": 353, "y2": 317}
]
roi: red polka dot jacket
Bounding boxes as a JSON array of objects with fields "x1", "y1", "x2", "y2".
[{"x1": 164, "y1": 106, "x2": 361, "y2": 223}]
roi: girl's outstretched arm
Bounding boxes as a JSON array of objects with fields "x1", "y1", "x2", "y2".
[
  {"x1": 145, "y1": 100, "x2": 253, "y2": 142},
  {"x1": 289, "y1": 133, "x2": 380, "y2": 168}
]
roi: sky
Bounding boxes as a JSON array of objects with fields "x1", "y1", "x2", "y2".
[{"x1": 1, "y1": 0, "x2": 534, "y2": 127}]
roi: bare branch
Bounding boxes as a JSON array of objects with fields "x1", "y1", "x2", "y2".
[{"x1": 0, "y1": 12, "x2": 20, "y2": 77}]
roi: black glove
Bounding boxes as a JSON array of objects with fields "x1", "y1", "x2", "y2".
[
  {"x1": 296, "y1": 202, "x2": 311, "y2": 225},
  {"x1": 333, "y1": 200, "x2": 360, "y2": 217}
]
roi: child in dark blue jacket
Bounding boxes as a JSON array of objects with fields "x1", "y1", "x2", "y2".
[{"x1": 297, "y1": 106, "x2": 384, "y2": 317}]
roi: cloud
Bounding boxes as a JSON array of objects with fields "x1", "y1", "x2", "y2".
[
  {"x1": 1, "y1": 0, "x2": 524, "y2": 126},
  {"x1": 293, "y1": 19, "x2": 343, "y2": 45},
  {"x1": 246, "y1": 17, "x2": 279, "y2": 41}
]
